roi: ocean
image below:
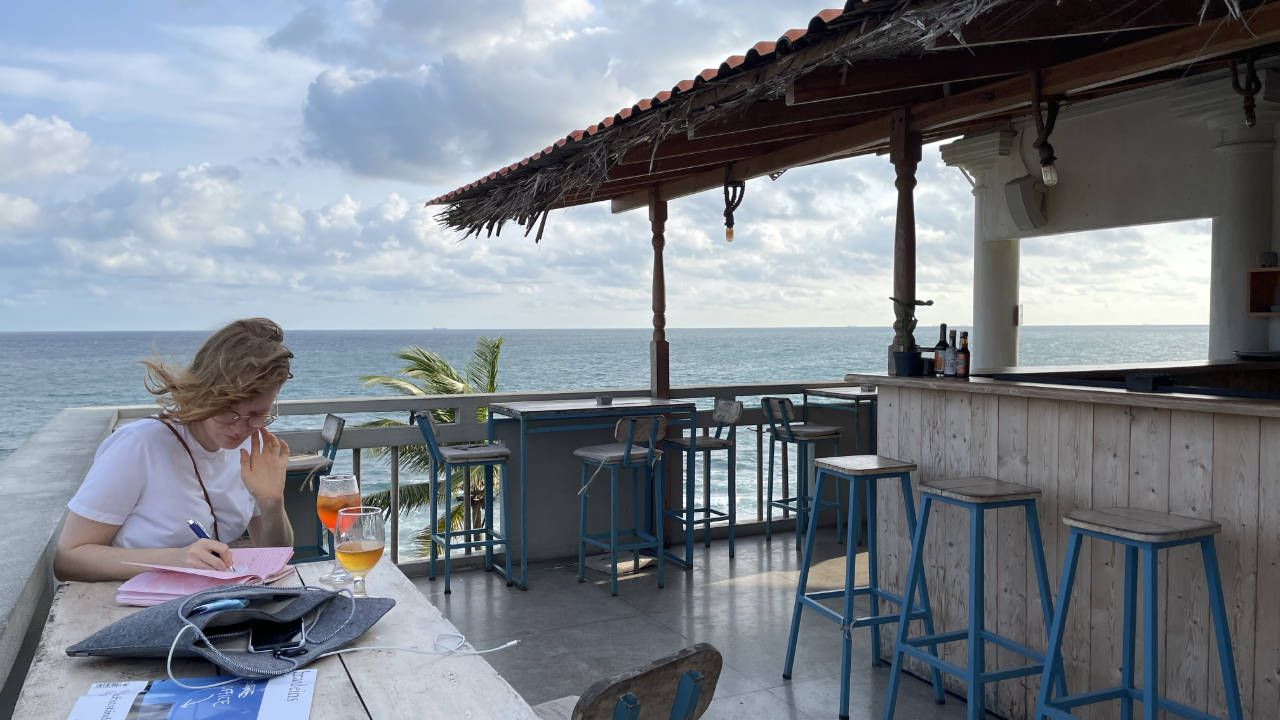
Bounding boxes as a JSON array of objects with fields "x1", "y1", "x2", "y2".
[{"x1": 0, "y1": 325, "x2": 1208, "y2": 557}]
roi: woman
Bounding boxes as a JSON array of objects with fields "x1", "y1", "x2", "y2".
[{"x1": 54, "y1": 318, "x2": 297, "y2": 581}]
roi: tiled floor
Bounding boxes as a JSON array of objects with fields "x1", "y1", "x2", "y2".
[{"x1": 412, "y1": 532, "x2": 973, "y2": 720}]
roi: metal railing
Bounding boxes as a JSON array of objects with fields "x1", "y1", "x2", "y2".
[{"x1": 123, "y1": 381, "x2": 866, "y2": 570}]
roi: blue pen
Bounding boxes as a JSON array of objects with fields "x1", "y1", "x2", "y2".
[{"x1": 187, "y1": 519, "x2": 239, "y2": 572}]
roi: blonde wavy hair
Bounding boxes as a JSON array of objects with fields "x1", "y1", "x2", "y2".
[{"x1": 143, "y1": 318, "x2": 294, "y2": 423}]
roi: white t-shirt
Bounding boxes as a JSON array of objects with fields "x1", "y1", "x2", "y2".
[{"x1": 68, "y1": 419, "x2": 258, "y2": 548}]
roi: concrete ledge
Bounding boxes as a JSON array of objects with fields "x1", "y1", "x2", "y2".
[{"x1": 0, "y1": 407, "x2": 115, "y2": 708}]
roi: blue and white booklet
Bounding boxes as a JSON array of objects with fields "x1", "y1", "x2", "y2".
[{"x1": 67, "y1": 670, "x2": 316, "y2": 720}]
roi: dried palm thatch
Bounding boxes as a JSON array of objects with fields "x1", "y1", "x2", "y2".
[{"x1": 432, "y1": 0, "x2": 1247, "y2": 241}]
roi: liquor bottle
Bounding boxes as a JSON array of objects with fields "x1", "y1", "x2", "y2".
[
  {"x1": 944, "y1": 329, "x2": 958, "y2": 377},
  {"x1": 957, "y1": 332, "x2": 971, "y2": 378},
  {"x1": 933, "y1": 323, "x2": 948, "y2": 376}
]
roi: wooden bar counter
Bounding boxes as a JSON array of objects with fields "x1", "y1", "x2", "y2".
[{"x1": 845, "y1": 371, "x2": 1278, "y2": 720}]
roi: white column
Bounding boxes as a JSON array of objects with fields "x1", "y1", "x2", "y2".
[
  {"x1": 1174, "y1": 83, "x2": 1278, "y2": 358},
  {"x1": 941, "y1": 130, "x2": 1019, "y2": 369}
]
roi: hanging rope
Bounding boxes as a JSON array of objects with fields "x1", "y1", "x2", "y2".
[{"x1": 722, "y1": 164, "x2": 745, "y2": 242}]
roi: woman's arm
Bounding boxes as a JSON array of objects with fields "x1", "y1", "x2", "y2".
[
  {"x1": 247, "y1": 500, "x2": 293, "y2": 547},
  {"x1": 54, "y1": 512, "x2": 234, "y2": 582},
  {"x1": 241, "y1": 429, "x2": 294, "y2": 548}
]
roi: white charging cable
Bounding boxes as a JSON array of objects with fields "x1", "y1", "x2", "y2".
[{"x1": 318, "y1": 633, "x2": 519, "y2": 658}]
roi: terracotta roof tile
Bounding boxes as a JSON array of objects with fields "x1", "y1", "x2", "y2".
[
  {"x1": 427, "y1": 6, "x2": 855, "y2": 206},
  {"x1": 719, "y1": 54, "x2": 746, "y2": 73}
]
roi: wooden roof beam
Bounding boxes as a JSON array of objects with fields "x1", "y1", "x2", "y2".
[
  {"x1": 616, "y1": 116, "x2": 856, "y2": 165},
  {"x1": 686, "y1": 86, "x2": 946, "y2": 139},
  {"x1": 785, "y1": 42, "x2": 1074, "y2": 105},
  {"x1": 611, "y1": 4, "x2": 1280, "y2": 214}
]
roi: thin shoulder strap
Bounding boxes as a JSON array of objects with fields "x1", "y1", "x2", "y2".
[{"x1": 156, "y1": 418, "x2": 221, "y2": 541}]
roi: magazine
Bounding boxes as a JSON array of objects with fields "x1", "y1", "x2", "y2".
[{"x1": 66, "y1": 669, "x2": 315, "y2": 720}]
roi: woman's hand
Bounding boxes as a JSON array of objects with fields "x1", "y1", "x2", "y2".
[
  {"x1": 182, "y1": 538, "x2": 234, "y2": 571},
  {"x1": 240, "y1": 428, "x2": 289, "y2": 504}
]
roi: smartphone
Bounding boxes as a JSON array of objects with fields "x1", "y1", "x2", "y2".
[{"x1": 246, "y1": 618, "x2": 305, "y2": 653}]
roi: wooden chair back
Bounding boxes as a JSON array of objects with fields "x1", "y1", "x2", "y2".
[
  {"x1": 571, "y1": 643, "x2": 722, "y2": 720},
  {"x1": 320, "y1": 413, "x2": 346, "y2": 461},
  {"x1": 760, "y1": 397, "x2": 798, "y2": 440}
]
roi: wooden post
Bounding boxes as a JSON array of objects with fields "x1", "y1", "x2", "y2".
[
  {"x1": 888, "y1": 108, "x2": 922, "y2": 371},
  {"x1": 649, "y1": 188, "x2": 670, "y2": 399}
]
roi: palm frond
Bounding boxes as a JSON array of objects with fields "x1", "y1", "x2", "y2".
[
  {"x1": 357, "y1": 376, "x2": 429, "y2": 396},
  {"x1": 465, "y1": 337, "x2": 503, "y2": 396},
  {"x1": 393, "y1": 346, "x2": 469, "y2": 395}
]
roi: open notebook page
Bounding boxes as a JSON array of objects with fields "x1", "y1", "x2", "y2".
[{"x1": 121, "y1": 546, "x2": 294, "y2": 581}]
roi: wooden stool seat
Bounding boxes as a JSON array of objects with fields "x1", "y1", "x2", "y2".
[
  {"x1": 1063, "y1": 507, "x2": 1220, "y2": 543},
  {"x1": 918, "y1": 476, "x2": 1040, "y2": 504},
  {"x1": 816, "y1": 454, "x2": 916, "y2": 476},
  {"x1": 772, "y1": 423, "x2": 842, "y2": 439},
  {"x1": 665, "y1": 435, "x2": 733, "y2": 450}
]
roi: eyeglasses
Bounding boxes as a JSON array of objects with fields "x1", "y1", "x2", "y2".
[{"x1": 210, "y1": 410, "x2": 277, "y2": 428}]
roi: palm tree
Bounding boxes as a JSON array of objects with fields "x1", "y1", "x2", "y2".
[{"x1": 359, "y1": 337, "x2": 503, "y2": 552}]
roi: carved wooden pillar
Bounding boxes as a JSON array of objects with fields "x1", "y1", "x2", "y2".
[
  {"x1": 888, "y1": 109, "x2": 922, "y2": 371},
  {"x1": 649, "y1": 188, "x2": 670, "y2": 398}
]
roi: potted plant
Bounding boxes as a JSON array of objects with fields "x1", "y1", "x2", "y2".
[{"x1": 889, "y1": 296, "x2": 933, "y2": 376}]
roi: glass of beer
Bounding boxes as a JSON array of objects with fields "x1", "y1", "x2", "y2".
[
  {"x1": 335, "y1": 506, "x2": 386, "y2": 598},
  {"x1": 317, "y1": 474, "x2": 360, "y2": 586}
]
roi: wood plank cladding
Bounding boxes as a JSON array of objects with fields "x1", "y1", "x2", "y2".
[{"x1": 874, "y1": 385, "x2": 1268, "y2": 720}]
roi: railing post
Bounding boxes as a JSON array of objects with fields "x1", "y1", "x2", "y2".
[
  {"x1": 390, "y1": 446, "x2": 400, "y2": 565},
  {"x1": 702, "y1": 426, "x2": 711, "y2": 513},
  {"x1": 756, "y1": 424, "x2": 763, "y2": 522},
  {"x1": 781, "y1": 442, "x2": 789, "y2": 518},
  {"x1": 352, "y1": 448, "x2": 361, "y2": 489}
]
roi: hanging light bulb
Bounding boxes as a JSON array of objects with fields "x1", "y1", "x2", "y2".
[
  {"x1": 1031, "y1": 73, "x2": 1061, "y2": 188},
  {"x1": 723, "y1": 165, "x2": 744, "y2": 243},
  {"x1": 1040, "y1": 160, "x2": 1059, "y2": 187}
]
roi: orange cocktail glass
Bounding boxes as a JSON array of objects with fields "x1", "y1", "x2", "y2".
[{"x1": 316, "y1": 475, "x2": 360, "y2": 586}]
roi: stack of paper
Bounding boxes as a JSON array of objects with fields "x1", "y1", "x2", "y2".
[{"x1": 116, "y1": 547, "x2": 295, "y2": 606}]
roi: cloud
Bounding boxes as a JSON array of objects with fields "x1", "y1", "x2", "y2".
[
  {"x1": 0, "y1": 115, "x2": 92, "y2": 183},
  {"x1": 294, "y1": 1, "x2": 821, "y2": 184},
  {"x1": 0, "y1": 192, "x2": 39, "y2": 231}
]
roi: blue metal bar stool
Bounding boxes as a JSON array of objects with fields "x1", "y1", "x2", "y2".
[
  {"x1": 783, "y1": 455, "x2": 945, "y2": 720},
  {"x1": 884, "y1": 477, "x2": 1065, "y2": 720},
  {"x1": 761, "y1": 397, "x2": 842, "y2": 550},
  {"x1": 664, "y1": 399, "x2": 741, "y2": 564},
  {"x1": 412, "y1": 412, "x2": 513, "y2": 594},
  {"x1": 575, "y1": 416, "x2": 666, "y2": 596},
  {"x1": 1033, "y1": 507, "x2": 1243, "y2": 720}
]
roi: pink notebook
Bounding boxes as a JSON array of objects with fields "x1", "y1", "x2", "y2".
[{"x1": 116, "y1": 547, "x2": 295, "y2": 606}]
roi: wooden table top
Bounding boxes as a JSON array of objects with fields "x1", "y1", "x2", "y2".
[
  {"x1": 14, "y1": 562, "x2": 540, "y2": 719},
  {"x1": 804, "y1": 386, "x2": 878, "y2": 400},
  {"x1": 286, "y1": 453, "x2": 333, "y2": 475},
  {"x1": 490, "y1": 396, "x2": 696, "y2": 418}
]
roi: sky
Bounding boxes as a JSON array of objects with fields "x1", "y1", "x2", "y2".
[{"x1": 0, "y1": 0, "x2": 1211, "y2": 332}]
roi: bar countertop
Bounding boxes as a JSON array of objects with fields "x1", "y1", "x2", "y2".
[{"x1": 844, "y1": 372, "x2": 1280, "y2": 418}]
